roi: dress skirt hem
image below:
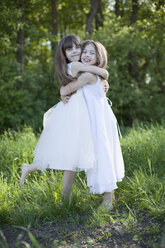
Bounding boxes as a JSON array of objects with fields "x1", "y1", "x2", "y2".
[
  {"x1": 87, "y1": 177, "x2": 124, "y2": 194},
  {"x1": 33, "y1": 157, "x2": 96, "y2": 173}
]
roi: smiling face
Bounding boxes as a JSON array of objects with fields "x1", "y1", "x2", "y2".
[
  {"x1": 65, "y1": 43, "x2": 81, "y2": 62},
  {"x1": 81, "y1": 43, "x2": 97, "y2": 65}
]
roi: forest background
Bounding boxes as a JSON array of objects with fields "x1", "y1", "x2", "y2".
[{"x1": 0, "y1": 0, "x2": 165, "y2": 131}]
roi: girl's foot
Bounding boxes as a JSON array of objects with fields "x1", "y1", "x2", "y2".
[
  {"x1": 103, "y1": 191, "x2": 114, "y2": 209},
  {"x1": 20, "y1": 163, "x2": 30, "y2": 186}
]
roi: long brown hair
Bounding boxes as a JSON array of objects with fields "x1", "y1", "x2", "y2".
[
  {"x1": 81, "y1": 40, "x2": 107, "y2": 68},
  {"x1": 55, "y1": 35, "x2": 81, "y2": 86}
]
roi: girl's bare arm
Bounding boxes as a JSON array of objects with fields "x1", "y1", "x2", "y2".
[
  {"x1": 71, "y1": 62, "x2": 109, "y2": 80},
  {"x1": 60, "y1": 72, "x2": 96, "y2": 96}
]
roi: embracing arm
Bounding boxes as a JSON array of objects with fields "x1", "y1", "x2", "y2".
[
  {"x1": 71, "y1": 62, "x2": 109, "y2": 80},
  {"x1": 60, "y1": 72, "x2": 96, "y2": 96}
]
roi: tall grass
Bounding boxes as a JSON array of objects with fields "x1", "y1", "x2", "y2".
[
  {"x1": 121, "y1": 123, "x2": 165, "y2": 176},
  {"x1": 0, "y1": 124, "x2": 165, "y2": 228},
  {"x1": 118, "y1": 123, "x2": 165, "y2": 220}
]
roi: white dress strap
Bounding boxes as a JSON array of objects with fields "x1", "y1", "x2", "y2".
[{"x1": 67, "y1": 62, "x2": 73, "y2": 76}]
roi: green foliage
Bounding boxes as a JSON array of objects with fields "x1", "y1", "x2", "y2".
[
  {"x1": 0, "y1": 56, "x2": 60, "y2": 131},
  {"x1": 92, "y1": 12, "x2": 165, "y2": 125},
  {"x1": 0, "y1": 1, "x2": 165, "y2": 130}
]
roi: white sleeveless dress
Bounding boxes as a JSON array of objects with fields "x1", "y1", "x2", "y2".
[
  {"x1": 32, "y1": 63, "x2": 95, "y2": 172},
  {"x1": 83, "y1": 76, "x2": 124, "y2": 194}
]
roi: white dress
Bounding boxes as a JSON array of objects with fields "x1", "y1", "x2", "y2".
[
  {"x1": 32, "y1": 63, "x2": 95, "y2": 172},
  {"x1": 83, "y1": 76, "x2": 124, "y2": 194}
]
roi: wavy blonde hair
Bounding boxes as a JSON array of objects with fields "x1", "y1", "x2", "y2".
[{"x1": 81, "y1": 40, "x2": 107, "y2": 68}]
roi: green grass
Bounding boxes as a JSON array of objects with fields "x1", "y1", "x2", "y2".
[{"x1": 0, "y1": 123, "x2": 165, "y2": 247}]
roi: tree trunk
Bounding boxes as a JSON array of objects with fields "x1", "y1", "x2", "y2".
[
  {"x1": 95, "y1": 0, "x2": 103, "y2": 30},
  {"x1": 51, "y1": 0, "x2": 58, "y2": 83},
  {"x1": 17, "y1": 0, "x2": 24, "y2": 73},
  {"x1": 115, "y1": 0, "x2": 120, "y2": 17},
  {"x1": 131, "y1": 0, "x2": 139, "y2": 24},
  {"x1": 86, "y1": 0, "x2": 100, "y2": 35},
  {"x1": 156, "y1": 0, "x2": 164, "y2": 10}
]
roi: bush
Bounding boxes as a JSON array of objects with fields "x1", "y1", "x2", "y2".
[
  {"x1": 92, "y1": 17, "x2": 165, "y2": 125},
  {"x1": 0, "y1": 56, "x2": 60, "y2": 131}
]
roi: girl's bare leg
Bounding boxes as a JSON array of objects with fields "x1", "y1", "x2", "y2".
[
  {"x1": 103, "y1": 191, "x2": 114, "y2": 209},
  {"x1": 20, "y1": 163, "x2": 38, "y2": 186},
  {"x1": 62, "y1": 170, "x2": 75, "y2": 200}
]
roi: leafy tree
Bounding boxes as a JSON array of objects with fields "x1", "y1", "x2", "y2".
[{"x1": 0, "y1": 0, "x2": 164, "y2": 130}]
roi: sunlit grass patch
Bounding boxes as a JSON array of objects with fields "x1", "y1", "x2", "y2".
[
  {"x1": 116, "y1": 167, "x2": 165, "y2": 221},
  {"x1": 0, "y1": 127, "x2": 37, "y2": 177},
  {"x1": 0, "y1": 123, "x2": 164, "y2": 230},
  {"x1": 121, "y1": 123, "x2": 165, "y2": 176}
]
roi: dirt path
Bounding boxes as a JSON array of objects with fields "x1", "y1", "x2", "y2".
[{"x1": 0, "y1": 219, "x2": 163, "y2": 248}]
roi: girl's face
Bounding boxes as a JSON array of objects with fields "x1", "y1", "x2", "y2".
[
  {"x1": 81, "y1": 43, "x2": 97, "y2": 65},
  {"x1": 65, "y1": 43, "x2": 81, "y2": 62}
]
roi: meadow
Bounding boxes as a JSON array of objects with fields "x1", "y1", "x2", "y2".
[{"x1": 0, "y1": 123, "x2": 165, "y2": 247}]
